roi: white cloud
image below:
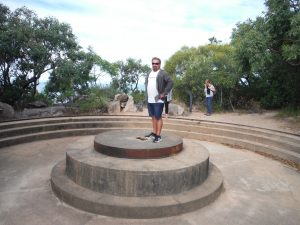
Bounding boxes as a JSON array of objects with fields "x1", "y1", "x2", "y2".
[{"x1": 5, "y1": 0, "x2": 266, "y2": 67}]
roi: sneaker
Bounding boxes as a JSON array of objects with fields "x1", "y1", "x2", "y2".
[
  {"x1": 145, "y1": 132, "x2": 156, "y2": 140},
  {"x1": 153, "y1": 135, "x2": 162, "y2": 143}
]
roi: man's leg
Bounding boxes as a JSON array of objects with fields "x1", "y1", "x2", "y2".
[
  {"x1": 153, "y1": 103, "x2": 164, "y2": 142},
  {"x1": 155, "y1": 118, "x2": 163, "y2": 136},
  {"x1": 145, "y1": 103, "x2": 156, "y2": 139},
  {"x1": 152, "y1": 117, "x2": 157, "y2": 133}
]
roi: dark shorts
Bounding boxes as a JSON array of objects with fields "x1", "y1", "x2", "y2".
[{"x1": 148, "y1": 103, "x2": 164, "y2": 119}]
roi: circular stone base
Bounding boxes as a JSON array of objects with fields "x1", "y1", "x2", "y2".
[
  {"x1": 51, "y1": 161, "x2": 223, "y2": 218},
  {"x1": 65, "y1": 141, "x2": 209, "y2": 196},
  {"x1": 94, "y1": 130, "x2": 183, "y2": 158}
]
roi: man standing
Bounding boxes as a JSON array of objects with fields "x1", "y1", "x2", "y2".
[{"x1": 145, "y1": 57, "x2": 173, "y2": 143}]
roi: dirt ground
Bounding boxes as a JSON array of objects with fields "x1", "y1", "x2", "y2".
[{"x1": 118, "y1": 110, "x2": 300, "y2": 135}]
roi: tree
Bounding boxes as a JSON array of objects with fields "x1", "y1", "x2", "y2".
[
  {"x1": 263, "y1": 0, "x2": 300, "y2": 108},
  {"x1": 44, "y1": 49, "x2": 98, "y2": 103},
  {"x1": 0, "y1": 5, "x2": 36, "y2": 107},
  {"x1": 112, "y1": 58, "x2": 150, "y2": 94},
  {"x1": 164, "y1": 46, "x2": 201, "y2": 109},
  {"x1": 231, "y1": 0, "x2": 300, "y2": 108},
  {"x1": 89, "y1": 51, "x2": 118, "y2": 87},
  {"x1": 230, "y1": 17, "x2": 270, "y2": 107},
  {"x1": 0, "y1": 4, "x2": 79, "y2": 108},
  {"x1": 165, "y1": 44, "x2": 238, "y2": 110}
]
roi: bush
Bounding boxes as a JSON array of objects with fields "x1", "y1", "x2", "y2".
[
  {"x1": 75, "y1": 86, "x2": 117, "y2": 113},
  {"x1": 33, "y1": 92, "x2": 54, "y2": 106},
  {"x1": 277, "y1": 106, "x2": 300, "y2": 117},
  {"x1": 131, "y1": 90, "x2": 145, "y2": 104}
]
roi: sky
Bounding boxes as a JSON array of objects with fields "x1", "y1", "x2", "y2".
[{"x1": 4, "y1": 0, "x2": 266, "y2": 84}]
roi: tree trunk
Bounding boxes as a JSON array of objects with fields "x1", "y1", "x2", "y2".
[
  {"x1": 229, "y1": 95, "x2": 235, "y2": 112},
  {"x1": 219, "y1": 87, "x2": 223, "y2": 108},
  {"x1": 186, "y1": 90, "x2": 193, "y2": 112}
]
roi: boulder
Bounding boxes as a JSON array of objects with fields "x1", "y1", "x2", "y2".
[
  {"x1": 108, "y1": 101, "x2": 121, "y2": 114},
  {"x1": 169, "y1": 103, "x2": 184, "y2": 116},
  {"x1": 0, "y1": 102, "x2": 15, "y2": 120},
  {"x1": 123, "y1": 96, "x2": 137, "y2": 112},
  {"x1": 20, "y1": 106, "x2": 66, "y2": 118},
  {"x1": 114, "y1": 94, "x2": 128, "y2": 103},
  {"x1": 26, "y1": 101, "x2": 47, "y2": 108}
]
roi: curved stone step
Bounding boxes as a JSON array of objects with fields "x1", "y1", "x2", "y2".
[
  {"x1": 1, "y1": 125, "x2": 299, "y2": 165},
  {"x1": 0, "y1": 121, "x2": 150, "y2": 138},
  {"x1": 65, "y1": 137, "x2": 209, "y2": 196},
  {"x1": 0, "y1": 116, "x2": 150, "y2": 129},
  {"x1": 1, "y1": 117, "x2": 299, "y2": 145},
  {"x1": 165, "y1": 124, "x2": 300, "y2": 153},
  {"x1": 0, "y1": 116, "x2": 299, "y2": 167},
  {"x1": 167, "y1": 130, "x2": 300, "y2": 165},
  {"x1": 51, "y1": 160, "x2": 223, "y2": 218}
]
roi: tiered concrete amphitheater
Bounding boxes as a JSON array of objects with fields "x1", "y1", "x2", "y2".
[{"x1": 0, "y1": 115, "x2": 299, "y2": 225}]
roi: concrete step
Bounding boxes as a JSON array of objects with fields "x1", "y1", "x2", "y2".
[
  {"x1": 0, "y1": 121, "x2": 150, "y2": 138},
  {"x1": 51, "y1": 160, "x2": 223, "y2": 218},
  {"x1": 165, "y1": 124, "x2": 300, "y2": 154},
  {"x1": 0, "y1": 116, "x2": 150, "y2": 129},
  {"x1": 1, "y1": 117, "x2": 299, "y2": 142},
  {"x1": 168, "y1": 130, "x2": 300, "y2": 165},
  {"x1": 65, "y1": 137, "x2": 209, "y2": 196},
  {"x1": 0, "y1": 117, "x2": 299, "y2": 166},
  {"x1": 199, "y1": 122, "x2": 300, "y2": 145},
  {"x1": 1, "y1": 119, "x2": 299, "y2": 154}
]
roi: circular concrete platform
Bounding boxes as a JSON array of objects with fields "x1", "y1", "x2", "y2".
[
  {"x1": 65, "y1": 141, "x2": 209, "y2": 196},
  {"x1": 1, "y1": 136, "x2": 300, "y2": 225},
  {"x1": 94, "y1": 130, "x2": 183, "y2": 158},
  {"x1": 51, "y1": 160, "x2": 223, "y2": 218},
  {"x1": 50, "y1": 132, "x2": 223, "y2": 218}
]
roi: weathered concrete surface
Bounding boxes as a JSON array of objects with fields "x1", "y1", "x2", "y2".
[
  {"x1": 0, "y1": 136, "x2": 300, "y2": 225},
  {"x1": 65, "y1": 138, "x2": 209, "y2": 196},
  {"x1": 94, "y1": 130, "x2": 183, "y2": 158},
  {"x1": 52, "y1": 161, "x2": 222, "y2": 218}
]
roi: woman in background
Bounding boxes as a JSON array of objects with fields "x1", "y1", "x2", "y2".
[{"x1": 204, "y1": 79, "x2": 216, "y2": 116}]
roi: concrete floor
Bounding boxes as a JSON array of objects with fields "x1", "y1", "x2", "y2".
[{"x1": 0, "y1": 136, "x2": 299, "y2": 225}]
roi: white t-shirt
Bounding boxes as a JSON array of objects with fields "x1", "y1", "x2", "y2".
[
  {"x1": 204, "y1": 84, "x2": 215, "y2": 97},
  {"x1": 147, "y1": 70, "x2": 163, "y2": 103}
]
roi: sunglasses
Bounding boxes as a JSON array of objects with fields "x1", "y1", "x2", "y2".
[{"x1": 152, "y1": 63, "x2": 160, "y2": 65}]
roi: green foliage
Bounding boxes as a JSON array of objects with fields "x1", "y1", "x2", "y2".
[
  {"x1": 278, "y1": 106, "x2": 300, "y2": 117},
  {"x1": 165, "y1": 44, "x2": 238, "y2": 110},
  {"x1": 44, "y1": 49, "x2": 98, "y2": 103},
  {"x1": 0, "y1": 4, "x2": 80, "y2": 108},
  {"x1": 32, "y1": 92, "x2": 53, "y2": 106},
  {"x1": 0, "y1": 4, "x2": 123, "y2": 110},
  {"x1": 75, "y1": 86, "x2": 116, "y2": 113},
  {"x1": 231, "y1": 0, "x2": 300, "y2": 109},
  {"x1": 113, "y1": 58, "x2": 151, "y2": 94},
  {"x1": 2, "y1": 1, "x2": 299, "y2": 113},
  {"x1": 131, "y1": 90, "x2": 145, "y2": 104},
  {"x1": 89, "y1": 54, "x2": 118, "y2": 86}
]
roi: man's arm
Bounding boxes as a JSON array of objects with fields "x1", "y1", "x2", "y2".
[{"x1": 163, "y1": 72, "x2": 173, "y2": 96}]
